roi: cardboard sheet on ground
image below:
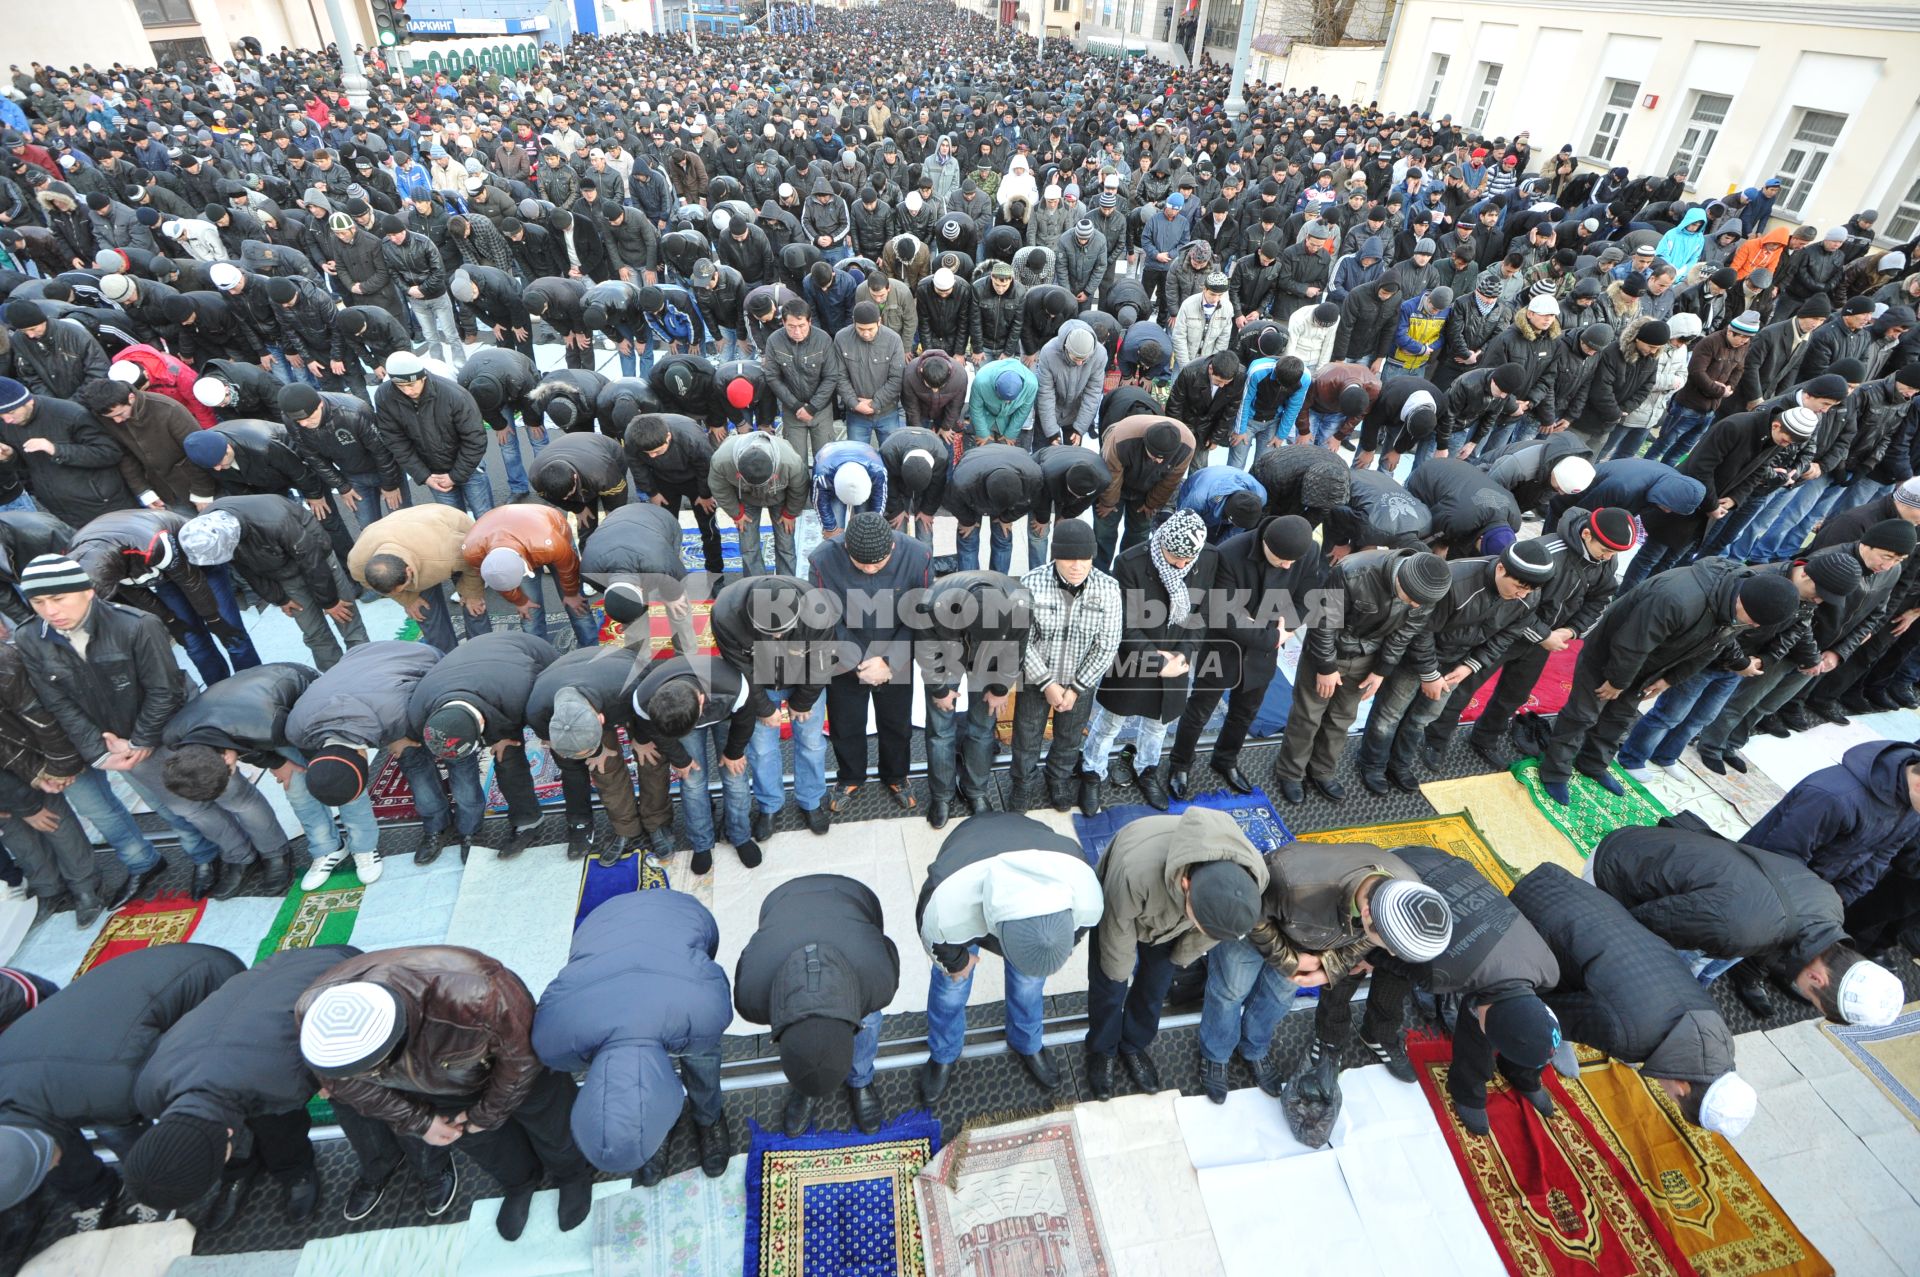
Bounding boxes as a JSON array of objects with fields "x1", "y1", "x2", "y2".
[
  {"x1": 1199, "y1": 1151, "x2": 1380, "y2": 1277},
  {"x1": 442, "y1": 844, "x2": 583, "y2": 998},
  {"x1": 1739, "y1": 718, "x2": 1887, "y2": 794},
  {"x1": 292, "y1": 1221, "x2": 467, "y2": 1277},
  {"x1": 22, "y1": 1219, "x2": 195, "y2": 1277},
  {"x1": 5, "y1": 907, "x2": 109, "y2": 983},
  {"x1": 1072, "y1": 1091, "x2": 1223, "y2": 1276},
  {"x1": 344, "y1": 850, "x2": 464, "y2": 952},
  {"x1": 457, "y1": 1180, "x2": 628, "y2": 1277},
  {"x1": 165, "y1": 1251, "x2": 302, "y2": 1277}
]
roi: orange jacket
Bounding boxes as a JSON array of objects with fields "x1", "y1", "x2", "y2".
[
  {"x1": 1729, "y1": 227, "x2": 1791, "y2": 281},
  {"x1": 461, "y1": 504, "x2": 581, "y2": 603}
]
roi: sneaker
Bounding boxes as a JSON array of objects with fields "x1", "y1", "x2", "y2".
[
  {"x1": 421, "y1": 1162, "x2": 458, "y2": 1216},
  {"x1": 342, "y1": 1175, "x2": 389, "y2": 1222},
  {"x1": 414, "y1": 826, "x2": 456, "y2": 867},
  {"x1": 1247, "y1": 1053, "x2": 1286, "y2": 1098},
  {"x1": 302, "y1": 850, "x2": 349, "y2": 892},
  {"x1": 352, "y1": 850, "x2": 384, "y2": 884},
  {"x1": 497, "y1": 823, "x2": 541, "y2": 859},
  {"x1": 70, "y1": 1183, "x2": 119, "y2": 1232},
  {"x1": 123, "y1": 1200, "x2": 171, "y2": 1225},
  {"x1": 805, "y1": 805, "x2": 829, "y2": 835},
  {"x1": 1359, "y1": 1032, "x2": 1416, "y2": 1084},
  {"x1": 565, "y1": 824, "x2": 594, "y2": 860},
  {"x1": 1199, "y1": 1057, "x2": 1230, "y2": 1105},
  {"x1": 645, "y1": 826, "x2": 676, "y2": 862}
]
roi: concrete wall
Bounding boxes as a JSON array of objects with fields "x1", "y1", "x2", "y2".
[
  {"x1": 1254, "y1": 42, "x2": 1384, "y2": 102},
  {"x1": 1376, "y1": 0, "x2": 1920, "y2": 237},
  {"x1": 14, "y1": 0, "x2": 186, "y2": 71}
]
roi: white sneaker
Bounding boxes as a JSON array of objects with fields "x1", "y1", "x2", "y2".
[
  {"x1": 301, "y1": 849, "x2": 349, "y2": 891},
  {"x1": 352, "y1": 850, "x2": 384, "y2": 884}
]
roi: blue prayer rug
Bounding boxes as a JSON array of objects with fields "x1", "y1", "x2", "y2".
[
  {"x1": 573, "y1": 847, "x2": 671, "y2": 928},
  {"x1": 743, "y1": 1110, "x2": 942, "y2": 1277},
  {"x1": 1069, "y1": 787, "x2": 1295, "y2": 866}
]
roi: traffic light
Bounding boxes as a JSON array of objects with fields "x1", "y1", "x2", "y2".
[{"x1": 371, "y1": 0, "x2": 409, "y2": 47}]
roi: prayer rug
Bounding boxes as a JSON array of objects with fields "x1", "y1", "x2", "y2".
[
  {"x1": 1461, "y1": 643, "x2": 1582, "y2": 723},
  {"x1": 1408, "y1": 1034, "x2": 1697, "y2": 1277},
  {"x1": 1563, "y1": 1049, "x2": 1831, "y2": 1277},
  {"x1": 74, "y1": 891, "x2": 206, "y2": 979},
  {"x1": 369, "y1": 753, "x2": 420, "y2": 821},
  {"x1": 914, "y1": 1114, "x2": 1112, "y2": 1277},
  {"x1": 590, "y1": 1165, "x2": 747, "y2": 1277},
  {"x1": 22, "y1": 1219, "x2": 196, "y2": 1277},
  {"x1": 1072, "y1": 1091, "x2": 1225, "y2": 1275},
  {"x1": 1510, "y1": 758, "x2": 1670, "y2": 859},
  {"x1": 461, "y1": 1180, "x2": 629, "y2": 1277},
  {"x1": 683, "y1": 523, "x2": 774, "y2": 574},
  {"x1": 1070, "y1": 788, "x2": 1293, "y2": 866},
  {"x1": 744, "y1": 1110, "x2": 942, "y2": 1277},
  {"x1": 1821, "y1": 1004, "x2": 1920, "y2": 1131},
  {"x1": 597, "y1": 598, "x2": 718, "y2": 656},
  {"x1": 1679, "y1": 753, "x2": 1785, "y2": 833},
  {"x1": 254, "y1": 866, "x2": 365, "y2": 962},
  {"x1": 1421, "y1": 773, "x2": 1589, "y2": 880},
  {"x1": 484, "y1": 728, "x2": 570, "y2": 814},
  {"x1": 1631, "y1": 766, "x2": 1749, "y2": 843},
  {"x1": 1295, "y1": 811, "x2": 1519, "y2": 893},
  {"x1": 574, "y1": 843, "x2": 671, "y2": 927}
]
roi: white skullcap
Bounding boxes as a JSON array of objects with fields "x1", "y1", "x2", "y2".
[
  {"x1": 209, "y1": 262, "x2": 243, "y2": 291},
  {"x1": 932, "y1": 267, "x2": 956, "y2": 290},
  {"x1": 833, "y1": 462, "x2": 872, "y2": 506},
  {"x1": 1044, "y1": 184, "x2": 1061, "y2": 200},
  {"x1": 1551, "y1": 456, "x2": 1595, "y2": 493},
  {"x1": 107, "y1": 361, "x2": 143, "y2": 384},
  {"x1": 479, "y1": 546, "x2": 529, "y2": 591},
  {"x1": 1527, "y1": 295, "x2": 1559, "y2": 317},
  {"x1": 300, "y1": 982, "x2": 405, "y2": 1076},
  {"x1": 1837, "y1": 960, "x2": 1902, "y2": 1027},
  {"x1": 192, "y1": 378, "x2": 230, "y2": 407},
  {"x1": 1698, "y1": 1073, "x2": 1757, "y2": 1138}
]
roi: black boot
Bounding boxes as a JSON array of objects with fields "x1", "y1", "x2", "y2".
[
  {"x1": 557, "y1": 1177, "x2": 593, "y2": 1232},
  {"x1": 110, "y1": 860, "x2": 165, "y2": 909},
  {"x1": 259, "y1": 851, "x2": 291, "y2": 895},
  {"x1": 210, "y1": 858, "x2": 253, "y2": 901},
  {"x1": 1077, "y1": 769, "x2": 1104, "y2": 816},
  {"x1": 1136, "y1": 763, "x2": 1170, "y2": 810},
  {"x1": 695, "y1": 1113, "x2": 732, "y2": 1178},
  {"x1": 189, "y1": 860, "x2": 218, "y2": 902},
  {"x1": 847, "y1": 1083, "x2": 884, "y2": 1135}
]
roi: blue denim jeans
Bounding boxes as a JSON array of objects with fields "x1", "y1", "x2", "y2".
[
  {"x1": 708, "y1": 325, "x2": 742, "y2": 363},
  {"x1": 678, "y1": 720, "x2": 754, "y2": 852},
  {"x1": 1306, "y1": 408, "x2": 1345, "y2": 447},
  {"x1": 114, "y1": 763, "x2": 223, "y2": 866},
  {"x1": 414, "y1": 582, "x2": 492, "y2": 654},
  {"x1": 62, "y1": 769, "x2": 161, "y2": 872},
  {"x1": 1196, "y1": 938, "x2": 1292, "y2": 1064},
  {"x1": 955, "y1": 520, "x2": 1018, "y2": 574},
  {"x1": 1733, "y1": 476, "x2": 1829, "y2": 561},
  {"x1": 0, "y1": 491, "x2": 38, "y2": 514},
  {"x1": 846, "y1": 1007, "x2": 884, "y2": 1088},
  {"x1": 428, "y1": 470, "x2": 497, "y2": 517},
  {"x1": 1750, "y1": 477, "x2": 1847, "y2": 562},
  {"x1": 1616, "y1": 669, "x2": 1743, "y2": 769},
  {"x1": 924, "y1": 689, "x2": 999, "y2": 803},
  {"x1": 1226, "y1": 416, "x2": 1278, "y2": 470},
  {"x1": 492, "y1": 421, "x2": 550, "y2": 497},
  {"x1": 1479, "y1": 414, "x2": 1540, "y2": 455},
  {"x1": 671, "y1": 1047, "x2": 725, "y2": 1126},
  {"x1": 846, "y1": 409, "x2": 904, "y2": 446},
  {"x1": 1079, "y1": 704, "x2": 1167, "y2": 777},
  {"x1": 925, "y1": 949, "x2": 1047, "y2": 1064},
  {"x1": 747, "y1": 688, "x2": 829, "y2": 814},
  {"x1": 507, "y1": 564, "x2": 601, "y2": 649},
  {"x1": 281, "y1": 745, "x2": 380, "y2": 859},
  {"x1": 1646, "y1": 403, "x2": 1717, "y2": 465},
  {"x1": 155, "y1": 566, "x2": 261, "y2": 686},
  {"x1": 396, "y1": 745, "x2": 483, "y2": 838}
]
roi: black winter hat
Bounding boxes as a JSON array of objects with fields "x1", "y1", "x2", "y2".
[
  {"x1": 1861, "y1": 519, "x2": 1918, "y2": 556},
  {"x1": 1737, "y1": 573, "x2": 1802, "y2": 628},
  {"x1": 1262, "y1": 514, "x2": 1314, "y2": 560},
  {"x1": 1396, "y1": 552, "x2": 1452, "y2": 604},
  {"x1": 121, "y1": 1114, "x2": 228, "y2": 1211}
]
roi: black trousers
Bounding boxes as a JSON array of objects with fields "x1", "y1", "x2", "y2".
[
  {"x1": 1539, "y1": 650, "x2": 1642, "y2": 786},
  {"x1": 1170, "y1": 663, "x2": 1272, "y2": 771},
  {"x1": 1085, "y1": 937, "x2": 1184, "y2": 1057},
  {"x1": 1312, "y1": 958, "x2": 1406, "y2": 1046},
  {"x1": 237, "y1": 1107, "x2": 316, "y2": 1182},
  {"x1": 1428, "y1": 642, "x2": 1551, "y2": 751},
  {"x1": 654, "y1": 483, "x2": 723, "y2": 574},
  {"x1": 825, "y1": 669, "x2": 914, "y2": 788},
  {"x1": 332, "y1": 1067, "x2": 591, "y2": 1193},
  {"x1": 492, "y1": 745, "x2": 543, "y2": 830},
  {"x1": 1447, "y1": 1002, "x2": 1544, "y2": 1108}
]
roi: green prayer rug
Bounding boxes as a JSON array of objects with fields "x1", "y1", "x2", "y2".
[
  {"x1": 1509, "y1": 757, "x2": 1670, "y2": 858},
  {"x1": 256, "y1": 868, "x2": 365, "y2": 1124}
]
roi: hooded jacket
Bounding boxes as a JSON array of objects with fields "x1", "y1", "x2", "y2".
[
  {"x1": 0, "y1": 944, "x2": 242, "y2": 1134},
  {"x1": 532, "y1": 891, "x2": 733, "y2": 1174},
  {"x1": 1591, "y1": 824, "x2": 1844, "y2": 981},
  {"x1": 1477, "y1": 309, "x2": 1564, "y2": 423},
  {"x1": 1585, "y1": 557, "x2": 1786, "y2": 692},
  {"x1": 283, "y1": 639, "x2": 442, "y2": 753},
  {"x1": 135, "y1": 945, "x2": 359, "y2": 1157},
  {"x1": 1094, "y1": 806, "x2": 1271, "y2": 981},
  {"x1": 1033, "y1": 320, "x2": 1107, "y2": 443},
  {"x1": 915, "y1": 812, "x2": 1103, "y2": 973},
  {"x1": 1743, "y1": 741, "x2": 1920, "y2": 905},
  {"x1": 1512, "y1": 864, "x2": 1735, "y2": 1083},
  {"x1": 733, "y1": 874, "x2": 900, "y2": 1034}
]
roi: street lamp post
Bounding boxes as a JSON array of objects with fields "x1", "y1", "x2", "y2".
[
  {"x1": 1223, "y1": 0, "x2": 1259, "y2": 117},
  {"x1": 319, "y1": 0, "x2": 371, "y2": 108}
]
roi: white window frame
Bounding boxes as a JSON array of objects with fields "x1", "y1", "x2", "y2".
[
  {"x1": 1422, "y1": 53, "x2": 1450, "y2": 117},
  {"x1": 1884, "y1": 145, "x2": 1920, "y2": 244},
  {"x1": 1668, "y1": 90, "x2": 1732, "y2": 188},
  {"x1": 1769, "y1": 108, "x2": 1848, "y2": 220},
  {"x1": 1585, "y1": 79, "x2": 1640, "y2": 165},
  {"x1": 1469, "y1": 62, "x2": 1502, "y2": 132}
]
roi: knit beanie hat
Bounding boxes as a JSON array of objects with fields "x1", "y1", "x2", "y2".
[
  {"x1": 778, "y1": 1015, "x2": 856, "y2": 1098},
  {"x1": 303, "y1": 746, "x2": 368, "y2": 806},
  {"x1": 1730, "y1": 310, "x2": 1762, "y2": 334},
  {"x1": 17, "y1": 555, "x2": 92, "y2": 599},
  {"x1": 1185, "y1": 861, "x2": 1261, "y2": 940},
  {"x1": 1861, "y1": 519, "x2": 1918, "y2": 556},
  {"x1": 1153, "y1": 508, "x2": 1207, "y2": 559},
  {"x1": 844, "y1": 511, "x2": 894, "y2": 564},
  {"x1": 1501, "y1": 538, "x2": 1557, "y2": 586},
  {"x1": 1396, "y1": 551, "x2": 1452, "y2": 604},
  {"x1": 1144, "y1": 421, "x2": 1182, "y2": 455},
  {"x1": 1737, "y1": 573, "x2": 1802, "y2": 627},
  {"x1": 998, "y1": 909, "x2": 1076, "y2": 978},
  {"x1": 122, "y1": 1114, "x2": 229, "y2": 1211},
  {"x1": 1478, "y1": 524, "x2": 1518, "y2": 556},
  {"x1": 1051, "y1": 518, "x2": 1096, "y2": 560},
  {"x1": 181, "y1": 430, "x2": 230, "y2": 468},
  {"x1": 1222, "y1": 490, "x2": 1264, "y2": 530},
  {"x1": 1262, "y1": 515, "x2": 1314, "y2": 560},
  {"x1": 278, "y1": 383, "x2": 323, "y2": 418},
  {"x1": 1588, "y1": 507, "x2": 1637, "y2": 551},
  {"x1": 1802, "y1": 549, "x2": 1864, "y2": 603},
  {"x1": 1369, "y1": 878, "x2": 1452, "y2": 961},
  {"x1": 266, "y1": 276, "x2": 300, "y2": 304},
  {"x1": 1483, "y1": 996, "x2": 1562, "y2": 1069}
]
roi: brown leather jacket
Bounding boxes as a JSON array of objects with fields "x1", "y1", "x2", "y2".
[
  {"x1": 294, "y1": 946, "x2": 539, "y2": 1136},
  {"x1": 1249, "y1": 842, "x2": 1419, "y2": 986},
  {"x1": 460, "y1": 503, "x2": 582, "y2": 604}
]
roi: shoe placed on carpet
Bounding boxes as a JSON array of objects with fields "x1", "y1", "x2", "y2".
[
  {"x1": 495, "y1": 1186, "x2": 534, "y2": 1241},
  {"x1": 1007, "y1": 778, "x2": 1034, "y2": 810},
  {"x1": 1017, "y1": 1047, "x2": 1060, "y2": 1091},
  {"x1": 285, "y1": 1171, "x2": 318, "y2": 1223},
  {"x1": 1581, "y1": 768, "x2": 1627, "y2": 797},
  {"x1": 556, "y1": 1178, "x2": 593, "y2": 1232},
  {"x1": 1889, "y1": 680, "x2": 1920, "y2": 708},
  {"x1": 1519, "y1": 1086, "x2": 1555, "y2": 1118},
  {"x1": 829, "y1": 783, "x2": 862, "y2": 814},
  {"x1": 1109, "y1": 747, "x2": 1137, "y2": 789},
  {"x1": 957, "y1": 791, "x2": 986, "y2": 817},
  {"x1": 72, "y1": 889, "x2": 103, "y2": 929},
  {"x1": 1276, "y1": 777, "x2": 1305, "y2": 804},
  {"x1": 781, "y1": 1090, "x2": 815, "y2": 1138},
  {"x1": 926, "y1": 795, "x2": 950, "y2": 829},
  {"x1": 1359, "y1": 1033, "x2": 1415, "y2": 1084},
  {"x1": 1361, "y1": 771, "x2": 1390, "y2": 796},
  {"x1": 1137, "y1": 765, "x2": 1170, "y2": 811},
  {"x1": 1806, "y1": 700, "x2": 1848, "y2": 725},
  {"x1": 199, "y1": 1166, "x2": 257, "y2": 1234},
  {"x1": 1084, "y1": 1051, "x2": 1116, "y2": 1102},
  {"x1": 1248, "y1": 1053, "x2": 1286, "y2": 1099},
  {"x1": 352, "y1": 850, "x2": 383, "y2": 884},
  {"x1": 34, "y1": 892, "x2": 70, "y2": 926},
  {"x1": 422, "y1": 1162, "x2": 459, "y2": 1216},
  {"x1": 1865, "y1": 686, "x2": 1905, "y2": 711},
  {"x1": 259, "y1": 851, "x2": 291, "y2": 894},
  {"x1": 1047, "y1": 773, "x2": 1074, "y2": 812},
  {"x1": 1211, "y1": 760, "x2": 1255, "y2": 794},
  {"x1": 1167, "y1": 767, "x2": 1193, "y2": 802},
  {"x1": 734, "y1": 839, "x2": 763, "y2": 869},
  {"x1": 1310, "y1": 775, "x2": 1346, "y2": 802},
  {"x1": 1471, "y1": 737, "x2": 1518, "y2": 769},
  {"x1": 565, "y1": 824, "x2": 594, "y2": 861},
  {"x1": 69, "y1": 1182, "x2": 120, "y2": 1232},
  {"x1": 1454, "y1": 1103, "x2": 1491, "y2": 1137},
  {"x1": 918, "y1": 1059, "x2": 953, "y2": 1104},
  {"x1": 1543, "y1": 780, "x2": 1572, "y2": 806},
  {"x1": 1418, "y1": 744, "x2": 1443, "y2": 772},
  {"x1": 1118, "y1": 1047, "x2": 1161, "y2": 1093},
  {"x1": 342, "y1": 1174, "x2": 390, "y2": 1222},
  {"x1": 1730, "y1": 966, "x2": 1774, "y2": 1018},
  {"x1": 414, "y1": 826, "x2": 457, "y2": 867},
  {"x1": 690, "y1": 848, "x2": 714, "y2": 876},
  {"x1": 188, "y1": 862, "x2": 217, "y2": 901},
  {"x1": 1694, "y1": 751, "x2": 1727, "y2": 775},
  {"x1": 646, "y1": 826, "x2": 676, "y2": 862},
  {"x1": 883, "y1": 782, "x2": 917, "y2": 811},
  {"x1": 497, "y1": 823, "x2": 541, "y2": 859},
  {"x1": 1776, "y1": 705, "x2": 1815, "y2": 732},
  {"x1": 1840, "y1": 691, "x2": 1877, "y2": 715},
  {"x1": 110, "y1": 861, "x2": 164, "y2": 909},
  {"x1": 751, "y1": 808, "x2": 773, "y2": 843},
  {"x1": 847, "y1": 1083, "x2": 883, "y2": 1135},
  {"x1": 1199, "y1": 1057, "x2": 1230, "y2": 1105},
  {"x1": 696, "y1": 1113, "x2": 732, "y2": 1178},
  {"x1": 122, "y1": 1200, "x2": 171, "y2": 1225},
  {"x1": 302, "y1": 849, "x2": 349, "y2": 892},
  {"x1": 634, "y1": 1137, "x2": 671, "y2": 1188},
  {"x1": 1723, "y1": 750, "x2": 1748, "y2": 774},
  {"x1": 1077, "y1": 770, "x2": 1104, "y2": 816}
]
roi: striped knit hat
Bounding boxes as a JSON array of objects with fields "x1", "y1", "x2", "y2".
[{"x1": 17, "y1": 555, "x2": 92, "y2": 599}]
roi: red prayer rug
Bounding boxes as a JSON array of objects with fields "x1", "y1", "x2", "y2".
[
  {"x1": 73, "y1": 891, "x2": 206, "y2": 979},
  {"x1": 1460, "y1": 642, "x2": 1581, "y2": 723},
  {"x1": 1408, "y1": 1034, "x2": 1698, "y2": 1277}
]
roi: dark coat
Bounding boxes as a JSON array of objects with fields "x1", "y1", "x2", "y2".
[
  {"x1": 732, "y1": 874, "x2": 900, "y2": 1035},
  {"x1": 408, "y1": 630, "x2": 559, "y2": 743},
  {"x1": 943, "y1": 446, "x2": 1042, "y2": 525},
  {"x1": 1744, "y1": 741, "x2": 1920, "y2": 905},
  {"x1": 1591, "y1": 824, "x2": 1845, "y2": 981},
  {"x1": 1582, "y1": 557, "x2": 1781, "y2": 693},
  {"x1": 1509, "y1": 864, "x2": 1735, "y2": 1083},
  {"x1": 283, "y1": 639, "x2": 444, "y2": 752},
  {"x1": 532, "y1": 891, "x2": 732, "y2": 1173},
  {"x1": 709, "y1": 574, "x2": 836, "y2": 718},
  {"x1": 374, "y1": 372, "x2": 488, "y2": 486},
  {"x1": 162, "y1": 660, "x2": 319, "y2": 768},
  {"x1": 0, "y1": 944, "x2": 242, "y2": 1131},
  {"x1": 1096, "y1": 538, "x2": 1219, "y2": 721},
  {"x1": 0, "y1": 511, "x2": 74, "y2": 627},
  {"x1": 1405, "y1": 458, "x2": 1520, "y2": 556},
  {"x1": 0, "y1": 395, "x2": 132, "y2": 527},
  {"x1": 1390, "y1": 846, "x2": 1558, "y2": 1002},
  {"x1": 286, "y1": 392, "x2": 403, "y2": 490},
  {"x1": 134, "y1": 946, "x2": 359, "y2": 1154},
  {"x1": 15, "y1": 598, "x2": 183, "y2": 758}
]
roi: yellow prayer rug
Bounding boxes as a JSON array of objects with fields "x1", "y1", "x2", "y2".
[
  {"x1": 1562, "y1": 1049, "x2": 1832, "y2": 1277},
  {"x1": 1293, "y1": 810, "x2": 1519, "y2": 892},
  {"x1": 1820, "y1": 1002, "x2": 1920, "y2": 1131},
  {"x1": 1421, "y1": 772, "x2": 1589, "y2": 882}
]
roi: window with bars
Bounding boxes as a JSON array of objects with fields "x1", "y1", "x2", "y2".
[
  {"x1": 134, "y1": 0, "x2": 195, "y2": 24},
  {"x1": 1470, "y1": 63, "x2": 1502, "y2": 132},
  {"x1": 1887, "y1": 160, "x2": 1920, "y2": 243},
  {"x1": 1772, "y1": 109, "x2": 1847, "y2": 218},
  {"x1": 1423, "y1": 53, "x2": 1449, "y2": 117},
  {"x1": 1669, "y1": 91, "x2": 1731, "y2": 186},
  {"x1": 1586, "y1": 79, "x2": 1639, "y2": 163}
]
